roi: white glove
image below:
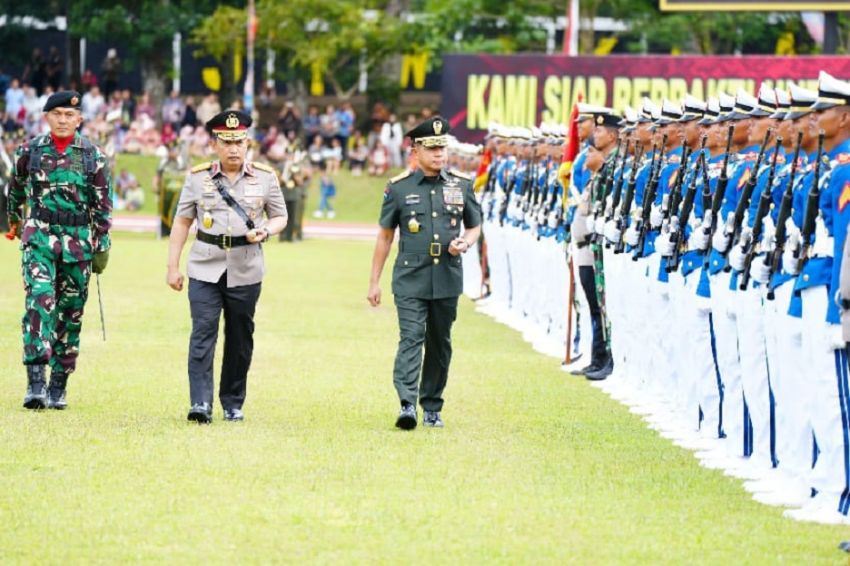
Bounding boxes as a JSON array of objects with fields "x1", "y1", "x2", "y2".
[
  {"x1": 811, "y1": 216, "x2": 834, "y2": 257},
  {"x1": 782, "y1": 229, "x2": 801, "y2": 275},
  {"x1": 649, "y1": 204, "x2": 664, "y2": 229},
  {"x1": 760, "y1": 215, "x2": 776, "y2": 254},
  {"x1": 827, "y1": 324, "x2": 846, "y2": 351},
  {"x1": 604, "y1": 219, "x2": 619, "y2": 244},
  {"x1": 753, "y1": 257, "x2": 772, "y2": 284},
  {"x1": 656, "y1": 229, "x2": 675, "y2": 257},
  {"x1": 586, "y1": 214, "x2": 597, "y2": 234},
  {"x1": 594, "y1": 215, "x2": 606, "y2": 236},
  {"x1": 625, "y1": 224, "x2": 640, "y2": 247},
  {"x1": 712, "y1": 212, "x2": 734, "y2": 253},
  {"x1": 727, "y1": 230, "x2": 751, "y2": 272},
  {"x1": 688, "y1": 213, "x2": 711, "y2": 251}
]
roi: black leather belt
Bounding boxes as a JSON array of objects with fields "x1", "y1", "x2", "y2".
[
  {"x1": 399, "y1": 242, "x2": 443, "y2": 256},
  {"x1": 197, "y1": 230, "x2": 251, "y2": 249},
  {"x1": 30, "y1": 208, "x2": 89, "y2": 226}
]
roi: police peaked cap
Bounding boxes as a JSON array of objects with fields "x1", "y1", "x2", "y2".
[{"x1": 206, "y1": 109, "x2": 252, "y2": 141}]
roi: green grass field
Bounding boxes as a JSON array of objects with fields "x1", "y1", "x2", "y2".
[
  {"x1": 114, "y1": 154, "x2": 393, "y2": 224},
  {"x1": 0, "y1": 236, "x2": 846, "y2": 564}
]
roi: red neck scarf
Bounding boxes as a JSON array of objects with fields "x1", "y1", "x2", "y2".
[{"x1": 51, "y1": 133, "x2": 74, "y2": 154}]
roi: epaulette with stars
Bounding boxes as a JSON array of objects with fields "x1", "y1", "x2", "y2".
[
  {"x1": 448, "y1": 168, "x2": 472, "y2": 181},
  {"x1": 191, "y1": 162, "x2": 212, "y2": 173},
  {"x1": 388, "y1": 170, "x2": 413, "y2": 185}
]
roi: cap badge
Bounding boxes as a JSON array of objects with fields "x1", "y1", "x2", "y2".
[
  {"x1": 226, "y1": 113, "x2": 239, "y2": 129},
  {"x1": 596, "y1": 115, "x2": 604, "y2": 124},
  {"x1": 433, "y1": 120, "x2": 443, "y2": 135},
  {"x1": 70, "y1": 96, "x2": 79, "y2": 106}
]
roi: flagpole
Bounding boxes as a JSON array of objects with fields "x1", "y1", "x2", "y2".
[{"x1": 244, "y1": 0, "x2": 256, "y2": 114}]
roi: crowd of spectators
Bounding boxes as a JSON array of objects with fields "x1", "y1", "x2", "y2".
[{"x1": 2, "y1": 47, "x2": 437, "y2": 215}]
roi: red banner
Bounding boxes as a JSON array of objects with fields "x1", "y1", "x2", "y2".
[{"x1": 441, "y1": 54, "x2": 850, "y2": 142}]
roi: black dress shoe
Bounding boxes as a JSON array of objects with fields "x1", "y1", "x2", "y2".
[
  {"x1": 585, "y1": 358, "x2": 613, "y2": 381},
  {"x1": 187, "y1": 403, "x2": 212, "y2": 424},
  {"x1": 223, "y1": 408, "x2": 244, "y2": 422},
  {"x1": 423, "y1": 411, "x2": 444, "y2": 428},
  {"x1": 395, "y1": 403, "x2": 417, "y2": 430},
  {"x1": 576, "y1": 362, "x2": 600, "y2": 376}
]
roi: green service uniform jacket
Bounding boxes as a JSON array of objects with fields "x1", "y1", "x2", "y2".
[{"x1": 380, "y1": 168, "x2": 482, "y2": 299}]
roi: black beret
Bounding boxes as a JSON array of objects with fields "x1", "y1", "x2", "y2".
[
  {"x1": 43, "y1": 90, "x2": 82, "y2": 112},
  {"x1": 206, "y1": 109, "x2": 252, "y2": 140},
  {"x1": 405, "y1": 116, "x2": 451, "y2": 147}
]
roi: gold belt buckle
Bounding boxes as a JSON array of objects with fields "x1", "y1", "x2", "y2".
[
  {"x1": 429, "y1": 243, "x2": 441, "y2": 257},
  {"x1": 222, "y1": 234, "x2": 232, "y2": 250}
]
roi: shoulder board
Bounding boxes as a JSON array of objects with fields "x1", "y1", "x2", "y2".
[
  {"x1": 251, "y1": 161, "x2": 275, "y2": 173},
  {"x1": 389, "y1": 169, "x2": 413, "y2": 184},
  {"x1": 191, "y1": 162, "x2": 212, "y2": 173},
  {"x1": 449, "y1": 168, "x2": 473, "y2": 181}
]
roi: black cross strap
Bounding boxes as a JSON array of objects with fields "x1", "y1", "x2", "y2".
[{"x1": 212, "y1": 176, "x2": 256, "y2": 231}]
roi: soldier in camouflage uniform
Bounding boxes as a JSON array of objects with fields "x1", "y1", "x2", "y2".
[{"x1": 6, "y1": 91, "x2": 113, "y2": 410}]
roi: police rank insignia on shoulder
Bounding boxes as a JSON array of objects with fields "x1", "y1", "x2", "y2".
[
  {"x1": 251, "y1": 161, "x2": 275, "y2": 173},
  {"x1": 192, "y1": 162, "x2": 212, "y2": 173}
]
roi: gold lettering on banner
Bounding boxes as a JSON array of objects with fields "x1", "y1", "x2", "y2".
[
  {"x1": 588, "y1": 77, "x2": 607, "y2": 106},
  {"x1": 467, "y1": 74, "x2": 489, "y2": 129},
  {"x1": 561, "y1": 77, "x2": 573, "y2": 122},
  {"x1": 527, "y1": 76, "x2": 538, "y2": 126},
  {"x1": 612, "y1": 77, "x2": 632, "y2": 112},
  {"x1": 488, "y1": 75, "x2": 505, "y2": 125},
  {"x1": 542, "y1": 76, "x2": 561, "y2": 124},
  {"x1": 505, "y1": 75, "x2": 527, "y2": 125}
]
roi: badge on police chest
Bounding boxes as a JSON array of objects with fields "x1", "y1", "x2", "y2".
[
  {"x1": 202, "y1": 211, "x2": 213, "y2": 229},
  {"x1": 408, "y1": 217, "x2": 420, "y2": 233}
]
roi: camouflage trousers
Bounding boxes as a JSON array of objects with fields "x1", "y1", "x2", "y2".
[{"x1": 21, "y1": 244, "x2": 91, "y2": 374}]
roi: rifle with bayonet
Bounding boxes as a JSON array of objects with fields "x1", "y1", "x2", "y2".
[
  {"x1": 614, "y1": 144, "x2": 645, "y2": 254},
  {"x1": 667, "y1": 149, "x2": 707, "y2": 273},
  {"x1": 765, "y1": 130, "x2": 804, "y2": 300},
  {"x1": 632, "y1": 134, "x2": 668, "y2": 261},
  {"x1": 794, "y1": 130, "x2": 826, "y2": 274},
  {"x1": 721, "y1": 128, "x2": 773, "y2": 271},
  {"x1": 739, "y1": 135, "x2": 783, "y2": 290},
  {"x1": 701, "y1": 125, "x2": 736, "y2": 259}
]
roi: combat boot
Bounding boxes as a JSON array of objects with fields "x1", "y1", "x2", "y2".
[
  {"x1": 47, "y1": 372, "x2": 68, "y2": 410},
  {"x1": 23, "y1": 365, "x2": 48, "y2": 410}
]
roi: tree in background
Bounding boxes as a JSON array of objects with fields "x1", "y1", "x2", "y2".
[{"x1": 68, "y1": 0, "x2": 224, "y2": 104}]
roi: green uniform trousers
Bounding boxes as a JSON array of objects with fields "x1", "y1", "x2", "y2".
[{"x1": 392, "y1": 295, "x2": 458, "y2": 411}]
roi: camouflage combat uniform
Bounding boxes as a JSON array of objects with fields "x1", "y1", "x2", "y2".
[{"x1": 6, "y1": 132, "x2": 113, "y2": 376}]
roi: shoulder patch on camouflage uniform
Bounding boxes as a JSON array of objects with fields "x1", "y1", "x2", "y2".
[
  {"x1": 389, "y1": 170, "x2": 413, "y2": 184},
  {"x1": 448, "y1": 168, "x2": 473, "y2": 181},
  {"x1": 191, "y1": 162, "x2": 212, "y2": 173},
  {"x1": 251, "y1": 161, "x2": 275, "y2": 173}
]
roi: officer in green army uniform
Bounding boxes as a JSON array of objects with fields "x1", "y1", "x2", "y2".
[
  {"x1": 279, "y1": 149, "x2": 309, "y2": 242},
  {"x1": 154, "y1": 140, "x2": 187, "y2": 237},
  {"x1": 6, "y1": 91, "x2": 113, "y2": 410},
  {"x1": 367, "y1": 116, "x2": 482, "y2": 429}
]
